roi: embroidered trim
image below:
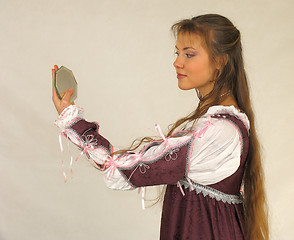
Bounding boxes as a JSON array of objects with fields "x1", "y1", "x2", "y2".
[
  {"x1": 55, "y1": 105, "x2": 84, "y2": 130},
  {"x1": 117, "y1": 137, "x2": 195, "y2": 188},
  {"x1": 165, "y1": 148, "x2": 180, "y2": 161},
  {"x1": 211, "y1": 113, "x2": 249, "y2": 134},
  {"x1": 66, "y1": 119, "x2": 113, "y2": 155},
  {"x1": 206, "y1": 105, "x2": 250, "y2": 130},
  {"x1": 179, "y1": 179, "x2": 243, "y2": 204}
]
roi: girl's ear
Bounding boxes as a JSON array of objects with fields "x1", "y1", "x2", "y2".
[{"x1": 216, "y1": 54, "x2": 229, "y2": 69}]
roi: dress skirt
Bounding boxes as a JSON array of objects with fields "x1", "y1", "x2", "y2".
[{"x1": 160, "y1": 184, "x2": 246, "y2": 240}]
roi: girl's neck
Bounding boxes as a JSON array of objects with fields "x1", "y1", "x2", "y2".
[{"x1": 199, "y1": 89, "x2": 239, "y2": 110}]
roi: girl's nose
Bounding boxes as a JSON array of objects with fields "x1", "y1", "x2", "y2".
[{"x1": 173, "y1": 56, "x2": 183, "y2": 69}]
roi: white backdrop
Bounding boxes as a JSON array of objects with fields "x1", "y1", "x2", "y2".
[{"x1": 1, "y1": 0, "x2": 293, "y2": 239}]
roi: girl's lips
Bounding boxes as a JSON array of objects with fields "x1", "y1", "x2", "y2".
[{"x1": 177, "y1": 73, "x2": 187, "y2": 79}]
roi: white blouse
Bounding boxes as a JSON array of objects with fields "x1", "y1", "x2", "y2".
[{"x1": 55, "y1": 105, "x2": 250, "y2": 191}]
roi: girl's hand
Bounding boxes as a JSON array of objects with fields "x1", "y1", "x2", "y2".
[{"x1": 52, "y1": 65, "x2": 74, "y2": 115}]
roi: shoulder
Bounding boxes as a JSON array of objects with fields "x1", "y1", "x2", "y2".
[
  {"x1": 194, "y1": 105, "x2": 250, "y2": 142},
  {"x1": 206, "y1": 105, "x2": 250, "y2": 130}
]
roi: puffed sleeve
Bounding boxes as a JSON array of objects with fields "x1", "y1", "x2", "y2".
[
  {"x1": 55, "y1": 105, "x2": 196, "y2": 190},
  {"x1": 188, "y1": 117, "x2": 245, "y2": 185}
]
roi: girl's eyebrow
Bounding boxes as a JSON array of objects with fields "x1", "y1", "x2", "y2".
[{"x1": 175, "y1": 45, "x2": 197, "y2": 50}]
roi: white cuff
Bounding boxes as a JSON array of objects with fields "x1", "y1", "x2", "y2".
[{"x1": 54, "y1": 105, "x2": 84, "y2": 130}]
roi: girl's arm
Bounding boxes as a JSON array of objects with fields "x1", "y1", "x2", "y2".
[
  {"x1": 55, "y1": 105, "x2": 196, "y2": 190},
  {"x1": 55, "y1": 105, "x2": 247, "y2": 192}
]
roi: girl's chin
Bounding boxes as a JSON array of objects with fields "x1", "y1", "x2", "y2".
[{"x1": 178, "y1": 82, "x2": 194, "y2": 91}]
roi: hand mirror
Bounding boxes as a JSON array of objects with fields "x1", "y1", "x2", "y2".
[{"x1": 54, "y1": 66, "x2": 78, "y2": 102}]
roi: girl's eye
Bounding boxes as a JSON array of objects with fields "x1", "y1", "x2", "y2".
[
  {"x1": 185, "y1": 53, "x2": 195, "y2": 58},
  {"x1": 174, "y1": 52, "x2": 195, "y2": 58}
]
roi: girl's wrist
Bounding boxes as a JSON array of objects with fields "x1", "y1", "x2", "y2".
[{"x1": 55, "y1": 105, "x2": 84, "y2": 130}]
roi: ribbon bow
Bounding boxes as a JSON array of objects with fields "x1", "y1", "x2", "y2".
[
  {"x1": 58, "y1": 131, "x2": 98, "y2": 182},
  {"x1": 105, "y1": 156, "x2": 118, "y2": 180},
  {"x1": 196, "y1": 115, "x2": 212, "y2": 138}
]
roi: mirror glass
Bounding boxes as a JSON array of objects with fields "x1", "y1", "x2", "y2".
[{"x1": 54, "y1": 66, "x2": 78, "y2": 102}]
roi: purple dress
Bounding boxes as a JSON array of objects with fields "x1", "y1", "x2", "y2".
[
  {"x1": 160, "y1": 114, "x2": 249, "y2": 240},
  {"x1": 55, "y1": 106, "x2": 249, "y2": 240}
]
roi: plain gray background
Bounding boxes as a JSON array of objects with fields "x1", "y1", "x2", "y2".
[{"x1": 1, "y1": 0, "x2": 293, "y2": 239}]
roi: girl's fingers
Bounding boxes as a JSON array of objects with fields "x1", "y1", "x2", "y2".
[
  {"x1": 52, "y1": 68, "x2": 58, "y2": 100},
  {"x1": 63, "y1": 88, "x2": 74, "y2": 103},
  {"x1": 52, "y1": 65, "x2": 60, "y2": 98},
  {"x1": 52, "y1": 68, "x2": 56, "y2": 95}
]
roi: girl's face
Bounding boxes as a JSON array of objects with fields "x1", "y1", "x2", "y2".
[{"x1": 173, "y1": 33, "x2": 219, "y2": 97}]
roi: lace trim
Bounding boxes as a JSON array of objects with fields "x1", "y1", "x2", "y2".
[
  {"x1": 54, "y1": 105, "x2": 84, "y2": 130},
  {"x1": 179, "y1": 179, "x2": 243, "y2": 204},
  {"x1": 206, "y1": 105, "x2": 250, "y2": 130}
]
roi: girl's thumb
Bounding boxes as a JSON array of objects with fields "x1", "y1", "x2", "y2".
[
  {"x1": 68, "y1": 88, "x2": 74, "y2": 96},
  {"x1": 64, "y1": 88, "x2": 74, "y2": 101}
]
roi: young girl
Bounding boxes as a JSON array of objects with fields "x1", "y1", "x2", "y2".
[{"x1": 52, "y1": 14, "x2": 269, "y2": 240}]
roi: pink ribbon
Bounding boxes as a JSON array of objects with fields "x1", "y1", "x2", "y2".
[
  {"x1": 58, "y1": 131, "x2": 97, "y2": 182},
  {"x1": 186, "y1": 178, "x2": 194, "y2": 191},
  {"x1": 177, "y1": 181, "x2": 185, "y2": 196},
  {"x1": 196, "y1": 115, "x2": 212, "y2": 138},
  {"x1": 155, "y1": 123, "x2": 166, "y2": 141},
  {"x1": 105, "y1": 156, "x2": 118, "y2": 180},
  {"x1": 74, "y1": 145, "x2": 94, "y2": 162},
  {"x1": 59, "y1": 133, "x2": 67, "y2": 182},
  {"x1": 138, "y1": 187, "x2": 146, "y2": 210}
]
